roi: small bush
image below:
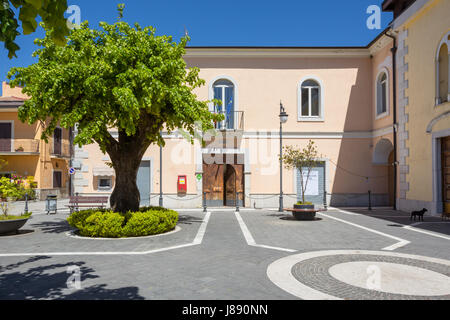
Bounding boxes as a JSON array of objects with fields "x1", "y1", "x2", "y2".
[{"x1": 67, "y1": 207, "x2": 178, "y2": 238}]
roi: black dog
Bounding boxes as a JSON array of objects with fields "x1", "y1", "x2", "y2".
[{"x1": 411, "y1": 208, "x2": 427, "y2": 221}]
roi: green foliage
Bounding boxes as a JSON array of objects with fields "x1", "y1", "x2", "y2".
[
  {"x1": 282, "y1": 140, "x2": 322, "y2": 204},
  {"x1": 0, "y1": 176, "x2": 24, "y2": 200},
  {"x1": 8, "y1": 4, "x2": 222, "y2": 213},
  {"x1": 8, "y1": 4, "x2": 222, "y2": 149},
  {"x1": 0, "y1": 0, "x2": 69, "y2": 58},
  {"x1": 82, "y1": 211, "x2": 125, "y2": 238},
  {"x1": 296, "y1": 201, "x2": 313, "y2": 205},
  {"x1": 67, "y1": 207, "x2": 179, "y2": 238},
  {"x1": 0, "y1": 212, "x2": 31, "y2": 220}
]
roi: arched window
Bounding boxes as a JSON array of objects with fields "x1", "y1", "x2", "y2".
[
  {"x1": 376, "y1": 70, "x2": 389, "y2": 117},
  {"x1": 299, "y1": 78, "x2": 323, "y2": 120},
  {"x1": 436, "y1": 32, "x2": 450, "y2": 105},
  {"x1": 213, "y1": 79, "x2": 235, "y2": 129}
]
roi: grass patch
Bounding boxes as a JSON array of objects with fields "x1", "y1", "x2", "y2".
[{"x1": 0, "y1": 213, "x2": 32, "y2": 221}]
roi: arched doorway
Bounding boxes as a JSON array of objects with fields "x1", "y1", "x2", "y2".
[
  {"x1": 224, "y1": 164, "x2": 236, "y2": 206},
  {"x1": 388, "y1": 151, "x2": 395, "y2": 207},
  {"x1": 373, "y1": 139, "x2": 395, "y2": 207}
]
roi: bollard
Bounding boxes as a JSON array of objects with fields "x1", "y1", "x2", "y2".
[
  {"x1": 24, "y1": 193, "x2": 29, "y2": 214},
  {"x1": 323, "y1": 190, "x2": 328, "y2": 210},
  {"x1": 236, "y1": 192, "x2": 240, "y2": 212},
  {"x1": 203, "y1": 192, "x2": 207, "y2": 213},
  {"x1": 368, "y1": 190, "x2": 372, "y2": 211}
]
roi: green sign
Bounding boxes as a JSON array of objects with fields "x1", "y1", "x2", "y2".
[{"x1": 196, "y1": 174, "x2": 202, "y2": 181}]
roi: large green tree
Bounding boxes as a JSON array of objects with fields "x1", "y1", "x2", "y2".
[
  {"x1": 1, "y1": 0, "x2": 69, "y2": 58},
  {"x1": 8, "y1": 5, "x2": 222, "y2": 212}
]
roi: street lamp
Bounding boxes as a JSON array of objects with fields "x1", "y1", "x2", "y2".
[
  {"x1": 279, "y1": 102, "x2": 288, "y2": 212},
  {"x1": 159, "y1": 132, "x2": 163, "y2": 207}
]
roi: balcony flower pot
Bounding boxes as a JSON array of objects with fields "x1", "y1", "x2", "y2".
[
  {"x1": 292, "y1": 203, "x2": 316, "y2": 221},
  {"x1": 0, "y1": 215, "x2": 31, "y2": 235}
]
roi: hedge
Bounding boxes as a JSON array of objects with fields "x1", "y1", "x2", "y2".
[{"x1": 67, "y1": 207, "x2": 179, "y2": 238}]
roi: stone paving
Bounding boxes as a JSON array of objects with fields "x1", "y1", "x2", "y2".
[{"x1": 0, "y1": 207, "x2": 449, "y2": 300}]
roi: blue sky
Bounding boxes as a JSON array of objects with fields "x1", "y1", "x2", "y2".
[{"x1": 1, "y1": 0, "x2": 393, "y2": 90}]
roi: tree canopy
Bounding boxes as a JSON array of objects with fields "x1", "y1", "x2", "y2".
[
  {"x1": 8, "y1": 5, "x2": 222, "y2": 212},
  {"x1": 0, "y1": 0, "x2": 69, "y2": 58}
]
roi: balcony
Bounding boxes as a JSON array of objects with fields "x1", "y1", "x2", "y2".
[
  {"x1": 50, "y1": 140, "x2": 71, "y2": 158},
  {"x1": 0, "y1": 139, "x2": 40, "y2": 155},
  {"x1": 205, "y1": 111, "x2": 244, "y2": 149},
  {"x1": 213, "y1": 111, "x2": 244, "y2": 131}
]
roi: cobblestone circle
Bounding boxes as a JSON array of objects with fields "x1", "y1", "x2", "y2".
[{"x1": 291, "y1": 254, "x2": 450, "y2": 300}]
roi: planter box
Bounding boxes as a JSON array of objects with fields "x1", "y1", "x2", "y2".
[
  {"x1": 0, "y1": 218, "x2": 30, "y2": 235},
  {"x1": 292, "y1": 204, "x2": 317, "y2": 221}
]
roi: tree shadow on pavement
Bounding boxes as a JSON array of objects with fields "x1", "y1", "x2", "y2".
[
  {"x1": 30, "y1": 219, "x2": 74, "y2": 234},
  {"x1": 0, "y1": 258, "x2": 144, "y2": 300}
]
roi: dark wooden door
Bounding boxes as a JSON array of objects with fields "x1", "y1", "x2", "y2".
[
  {"x1": 203, "y1": 163, "x2": 224, "y2": 207},
  {"x1": 54, "y1": 128, "x2": 62, "y2": 155},
  {"x1": 53, "y1": 171, "x2": 62, "y2": 188},
  {"x1": 442, "y1": 137, "x2": 450, "y2": 214},
  {"x1": 224, "y1": 165, "x2": 236, "y2": 206},
  {"x1": 0, "y1": 123, "x2": 12, "y2": 152}
]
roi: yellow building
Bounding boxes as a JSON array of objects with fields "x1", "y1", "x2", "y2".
[
  {"x1": 383, "y1": 0, "x2": 450, "y2": 214},
  {"x1": 0, "y1": 82, "x2": 71, "y2": 199}
]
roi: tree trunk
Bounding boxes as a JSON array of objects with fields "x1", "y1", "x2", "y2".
[{"x1": 109, "y1": 156, "x2": 141, "y2": 213}]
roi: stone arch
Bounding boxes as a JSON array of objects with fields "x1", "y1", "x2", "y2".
[{"x1": 373, "y1": 138, "x2": 394, "y2": 165}]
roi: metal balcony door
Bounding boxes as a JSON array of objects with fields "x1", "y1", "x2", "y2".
[
  {"x1": 53, "y1": 128, "x2": 62, "y2": 155},
  {"x1": 0, "y1": 123, "x2": 12, "y2": 152}
]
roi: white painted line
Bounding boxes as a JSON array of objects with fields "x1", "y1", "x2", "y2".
[
  {"x1": 267, "y1": 250, "x2": 450, "y2": 300},
  {"x1": 328, "y1": 207, "x2": 358, "y2": 215},
  {"x1": 193, "y1": 211, "x2": 211, "y2": 244},
  {"x1": 235, "y1": 212, "x2": 297, "y2": 253},
  {"x1": 317, "y1": 212, "x2": 410, "y2": 251},
  {"x1": 403, "y1": 224, "x2": 450, "y2": 241},
  {"x1": 0, "y1": 213, "x2": 212, "y2": 258}
]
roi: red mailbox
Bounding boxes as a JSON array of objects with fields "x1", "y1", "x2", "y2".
[{"x1": 177, "y1": 175, "x2": 187, "y2": 194}]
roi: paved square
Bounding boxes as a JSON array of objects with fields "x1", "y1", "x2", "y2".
[{"x1": 0, "y1": 208, "x2": 449, "y2": 300}]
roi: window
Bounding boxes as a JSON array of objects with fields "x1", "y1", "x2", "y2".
[
  {"x1": 213, "y1": 79, "x2": 235, "y2": 129},
  {"x1": 299, "y1": 78, "x2": 323, "y2": 120},
  {"x1": 98, "y1": 177, "x2": 112, "y2": 190},
  {"x1": 437, "y1": 38, "x2": 449, "y2": 104},
  {"x1": 376, "y1": 70, "x2": 389, "y2": 117}
]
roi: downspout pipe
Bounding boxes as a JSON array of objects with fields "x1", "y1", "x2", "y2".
[{"x1": 385, "y1": 29, "x2": 398, "y2": 210}]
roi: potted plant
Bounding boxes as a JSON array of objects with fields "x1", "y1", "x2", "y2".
[
  {"x1": 0, "y1": 177, "x2": 32, "y2": 235},
  {"x1": 282, "y1": 140, "x2": 322, "y2": 220},
  {"x1": 15, "y1": 146, "x2": 24, "y2": 152}
]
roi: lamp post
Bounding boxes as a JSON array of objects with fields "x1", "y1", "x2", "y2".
[
  {"x1": 159, "y1": 132, "x2": 163, "y2": 207},
  {"x1": 279, "y1": 102, "x2": 289, "y2": 212}
]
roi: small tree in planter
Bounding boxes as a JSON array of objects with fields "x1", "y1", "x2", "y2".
[
  {"x1": 282, "y1": 140, "x2": 322, "y2": 210},
  {"x1": 0, "y1": 177, "x2": 32, "y2": 235}
]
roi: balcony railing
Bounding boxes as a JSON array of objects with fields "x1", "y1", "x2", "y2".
[
  {"x1": 213, "y1": 111, "x2": 244, "y2": 131},
  {"x1": 50, "y1": 140, "x2": 71, "y2": 158},
  {"x1": 0, "y1": 139, "x2": 40, "y2": 153}
]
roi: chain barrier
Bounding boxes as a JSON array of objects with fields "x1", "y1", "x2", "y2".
[{"x1": 329, "y1": 159, "x2": 389, "y2": 180}]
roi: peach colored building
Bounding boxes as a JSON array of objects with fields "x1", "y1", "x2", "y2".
[
  {"x1": 0, "y1": 82, "x2": 71, "y2": 199},
  {"x1": 73, "y1": 32, "x2": 398, "y2": 209}
]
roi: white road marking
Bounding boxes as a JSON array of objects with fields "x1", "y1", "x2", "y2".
[
  {"x1": 403, "y1": 223, "x2": 450, "y2": 241},
  {"x1": 235, "y1": 212, "x2": 297, "y2": 253},
  {"x1": 328, "y1": 207, "x2": 358, "y2": 215},
  {"x1": 317, "y1": 212, "x2": 410, "y2": 251},
  {"x1": 0, "y1": 212, "x2": 212, "y2": 257}
]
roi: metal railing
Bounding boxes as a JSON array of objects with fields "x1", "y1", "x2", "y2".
[
  {"x1": 50, "y1": 139, "x2": 71, "y2": 158},
  {"x1": 213, "y1": 111, "x2": 244, "y2": 131},
  {"x1": 0, "y1": 139, "x2": 40, "y2": 153}
]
